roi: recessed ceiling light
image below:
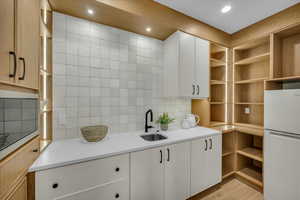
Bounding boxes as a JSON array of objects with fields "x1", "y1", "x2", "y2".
[
  {"x1": 221, "y1": 5, "x2": 231, "y2": 13},
  {"x1": 146, "y1": 27, "x2": 152, "y2": 32},
  {"x1": 87, "y1": 9, "x2": 94, "y2": 15}
]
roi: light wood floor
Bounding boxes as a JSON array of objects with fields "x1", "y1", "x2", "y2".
[{"x1": 190, "y1": 179, "x2": 263, "y2": 200}]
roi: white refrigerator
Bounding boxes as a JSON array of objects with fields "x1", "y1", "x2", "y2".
[{"x1": 264, "y1": 89, "x2": 300, "y2": 200}]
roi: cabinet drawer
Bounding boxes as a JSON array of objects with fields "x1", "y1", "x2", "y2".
[
  {"x1": 0, "y1": 136, "x2": 40, "y2": 199},
  {"x1": 54, "y1": 179, "x2": 128, "y2": 200},
  {"x1": 36, "y1": 154, "x2": 129, "y2": 200}
]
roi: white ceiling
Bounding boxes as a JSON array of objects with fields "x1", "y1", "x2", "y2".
[{"x1": 154, "y1": 0, "x2": 300, "y2": 34}]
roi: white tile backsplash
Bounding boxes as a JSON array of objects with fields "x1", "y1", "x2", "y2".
[{"x1": 52, "y1": 12, "x2": 191, "y2": 140}]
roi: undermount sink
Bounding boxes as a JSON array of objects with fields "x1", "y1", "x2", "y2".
[{"x1": 141, "y1": 134, "x2": 167, "y2": 141}]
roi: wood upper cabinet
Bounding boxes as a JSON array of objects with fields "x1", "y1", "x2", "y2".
[
  {"x1": 16, "y1": 0, "x2": 40, "y2": 89},
  {"x1": 163, "y1": 31, "x2": 209, "y2": 99},
  {"x1": 0, "y1": 0, "x2": 16, "y2": 84},
  {"x1": 0, "y1": 0, "x2": 39, "y2": 90}
]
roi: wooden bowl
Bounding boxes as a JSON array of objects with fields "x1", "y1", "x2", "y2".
[{"x1": 80, "y1": 125, "x2": 108, "y2": 142}]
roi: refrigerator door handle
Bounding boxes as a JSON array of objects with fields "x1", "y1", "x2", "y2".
[{"x1": 268, "y1": 130, "x2": 300, "y2": 139}]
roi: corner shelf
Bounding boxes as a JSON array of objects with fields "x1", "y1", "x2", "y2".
[
  {"x1": 234, "y1": 123, "x2": 264, "y2": 131},
  {"x1": 235, "y1": 78, "x2": 266, "y2": 84},
  {"x1": 236, "y1": 167, "x2": 263, "y2": 187},
  {"x1": 210, "y1": 58, "x2": 226, "y2": 65},
  {"x1": 235, "y1": 53, "x2": 270, "y2": 65},
  {"x1": 210, "y1": 121, "x2": 227, "y2": 127},
  {"x1": 235, "y1": 125, "x2": 264, "y2": 137},
  {"x1": 211, "y1": 80, "x2": 226, "y2": 85},
  {"x1": 235, "y1": 102, "x2": 264, "y2": 105},
  {"x1": 210, "y1": 102, "x2": 225, "y2": 105},
  {"x1": 237, "y1": 147, "x2": 263, "y2": 162}
]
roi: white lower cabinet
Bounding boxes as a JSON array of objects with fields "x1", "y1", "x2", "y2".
[
  {"x1": 35, "y1": 135, "x2": 222, "y2": 200},
  {"x1": 35, "y1": 154, "x2": 129, "y2": 200},
  {"x1": 130, "y1": 142, "x2": 190, "y2": 200},
  {"x1": 191, "y1": 135, "x2": 222, "y2": 196}
]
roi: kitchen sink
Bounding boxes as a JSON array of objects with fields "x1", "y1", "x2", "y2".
[{"x1": 140, "y1": 134, "x2": 167, "y2": 141}]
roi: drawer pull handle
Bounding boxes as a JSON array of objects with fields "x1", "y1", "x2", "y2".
[
  {"x1": 52, "y1": 183, "x2": 59, "y2": 189},
  {"x1": 115, "y1": 193, "x2": 120, "y2": 198},
  {"x1": 115, "y1": 167, "x2": 120, "y2": 172},
  {"x1": 32, "y1": 149, "x2": 39, "y2": 153}
]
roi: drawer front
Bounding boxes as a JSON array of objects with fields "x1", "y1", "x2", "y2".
[
  {"x1": 0, "y1": 136, "x2": 39, "y2": 198},
  {"x1": 36, "y1": 154, "x2": 129, "y2": 200},
  {"x1": 56, "y1": 179, "x2": 129, "y2": 200}
]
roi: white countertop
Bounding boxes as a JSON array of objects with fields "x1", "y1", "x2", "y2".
[{"x1": 30, "y1": 126, "x2": 220, "y2": 172}]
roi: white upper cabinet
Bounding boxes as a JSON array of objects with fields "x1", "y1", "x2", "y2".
[{"x1": 163, "y1": 31, "x2": 209, "y2": 99}]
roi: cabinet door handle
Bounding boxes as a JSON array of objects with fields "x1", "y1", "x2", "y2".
[
  {"x1": 205, "y1": 139, "x2": 208, "y2": 151},
  {"x1": 197, "y1": 85, "x2": 200, "y2": 95},
  {"x1": 192, "y1": 85, "x2": 195, "y2": 95},
  {"x1": 209, "y1": 138, "x2": 212, "y2": 150},
  {"x1": 167, "y1": 148, "x2": 170, "y2": 162},
  {"x1": 160, "y1": 150, "x2": 163, "y2": 163},
  {"x1": 115, "y1": 193, "x2": 120, "y2": 198},
  {"x1": 18, "y1": 57, "x2": 25, "y2": 80},
  {"x1": 9, "y1": 51, "x2": 17, "y2": 78}
]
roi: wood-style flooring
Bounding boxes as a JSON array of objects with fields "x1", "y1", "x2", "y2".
[{"x1": 190, "y1": 179, "x2": 263, "y2": 200}]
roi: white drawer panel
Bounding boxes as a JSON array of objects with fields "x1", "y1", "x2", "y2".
[
  {"x1": 36, "y1": 154, "x2": 129, "y2": 200},
  {"x1": 56, "y1": 179, "x2": 129, "y2": 200}
]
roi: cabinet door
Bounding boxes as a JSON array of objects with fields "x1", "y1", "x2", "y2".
[
  {"x1": 179, "y1": 32, "x2": 195, "y2": 97},
  {"x1": 206, "y1": 135, "x2": 222, "y2": 187},
  {"x1": 7, "y1": 177, "x2": 27, "y2": 200},
  {"x1": 165, "y1": 142, "x2": 190, "y2": 200},
  {"x1": 195, "y1": 38, "x2": 209, "y2": 98},
  {"x1": 130, "y1": 147, "x2": 164, "y2": 200},
  {"x1": 16, "y1": 0, "x2": 40, "y2": 89},
  {"x1": 0, "y1": 0, "x2": 16, "y2": 84},
  {"x1": 190, "y1": 137, "x2": 209, "y2": 196}
]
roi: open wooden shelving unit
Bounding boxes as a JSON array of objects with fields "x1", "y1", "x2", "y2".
[
  {"x1": 266, "y1": 23, "x2": 300, "y2": 90},
  {"x1": 210, "y1": 43, "x2": 228, "y2": 127},
  {"x1": 232, "y1": 36, "x2": 269, "y2": 189},
  {"x1": 193, "y1": 23, "x2": 300, "y2": 191}
]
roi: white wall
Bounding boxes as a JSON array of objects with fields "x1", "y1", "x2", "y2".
[{"x1": 52, "y1": 12, "x2": 191, "y2": 140}]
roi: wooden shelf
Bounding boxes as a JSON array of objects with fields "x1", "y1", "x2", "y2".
[
  {"x1": 234, "y1": 125, "x2": 264, "y2": 137},
  {"x1": 267, "y1": 76, "x2": 300, "y2": 83},
  {"x1": 237, "y1": 147, "x2": 263, "y2": 162},
  {"x1": 211, "y1": 63, "x2": 225, "y2": 68},
  {"x1": 223, "y1": 149, "x2": 234, "y2": 157},
  {"x1": 236, "y1": 167, "x2": 263, "y2": 187},
  {"x1": 211, "y1": 80, "x2": 226, "y2": 85},
  {"x1": 210, "y1": 58, "x2": 226, "y2": 65},
  {"x1": 210, "y1": 121, "x2": 227, "y2": 127},
  {"x1": 234, "y1": 36, "x2": 269, "y2": 50},
  {"x1": 235, "y1": 53, "x2": 270, "y2": 65},
  {"x1": 234, "y1": 123, "x2": 264, "y2": 131},
  {"x1": 235, "y1": 78, "x2": 266, "y2": 84},
  {"x1": 210, "y1": 102, "x2": 225, "y2": 105},
  {"x1": 235, "y1": 102, "x2": 264, "y2": 105},
  {"x1": 222, "y1": 170, "x2": 235, "y2": 180}
]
